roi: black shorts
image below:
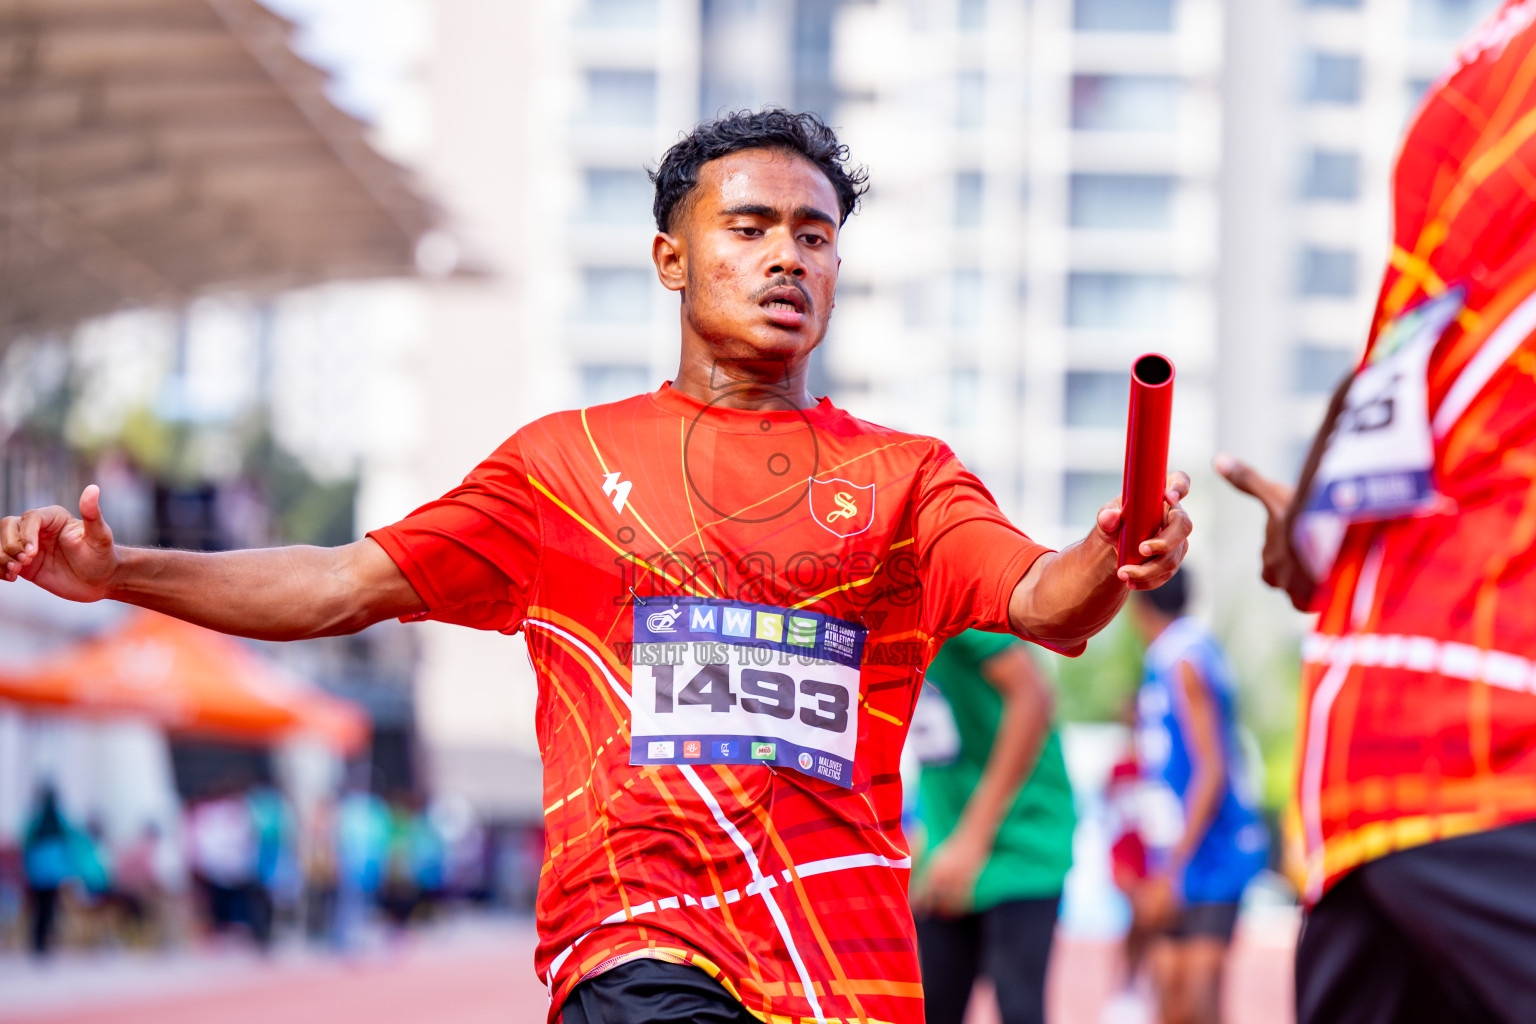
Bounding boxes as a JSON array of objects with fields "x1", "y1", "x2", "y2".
[
  {"x1": 1162, "y1": 901, "x2": 1240, "y2": 943},
  {"x1": 559, "y1": 957, "x2": 756, "y2": 1024},
  {"x1": 915, "y1": 895, "x2": 1061, "y2": 1024},
  {"x1": 1296, "y1": 817, "x2": 1536, "y2": 1024}
]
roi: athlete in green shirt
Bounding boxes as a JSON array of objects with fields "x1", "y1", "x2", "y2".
[{"x1": 910, "y1": 629, "x2": 1077, "y2": 1024}]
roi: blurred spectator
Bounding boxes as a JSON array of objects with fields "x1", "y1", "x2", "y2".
[
  {"x1": 334, "y1": 780, "x2": 389, "y2": 950},
  {"x1": 1105, "y1": 747, "x2": 1153, "y2": 993},
  {"x1": 109, "y1": 824, "x2": 164, "y2": 947},
  {"x1": 22, "y1": 785, "x2": 80, "y2": 957},
  {"x1": 406, "y1": 800, "x2": 446, "y2": 916},
  {"x1": 186, "y1": 783, "x2": 266, "y2": 948},
  {"x1": 0, "y1": 839, "x2": 22, "y2": 950},
  {"x1": 380, "y1": 796, "x2": 421, "y2": 929},
  {"x1": 1127, "y1": 572, "x2": 1267, "y2": 1024},
  {"x1": 303, "y1": 795, "x2": 340, "y2": 942},
  {"x1": 247, "y1": 783, "x2": 295, "y2": 946},
  {"x1": 909, "y1": 631, "x2": 1076, "y2": 1024}
]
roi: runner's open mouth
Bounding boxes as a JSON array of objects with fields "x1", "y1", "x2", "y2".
[{"x1": 760, "y1": 288, "x2": 807, "y2": 314}]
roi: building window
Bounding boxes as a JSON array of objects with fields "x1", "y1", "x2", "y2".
[
  {"x1": 1074, "y1": 0, "x2": 1175, "y2": 32},
  {"x1": 1066, "y1": 272, "x2": 1176, "y2": 329},
  {"x1": 1071, "y1": 75, "x2": 1179, "y2": 132},
  {"x1": 581, "y1": 0, "x2": 659, "y2": 27},
  {"x1": 1064, "y1": 471, "x2": 1121, "y2": 527},
  {"x1": 793, "y1": 0, "x2": 838, "y2": 117},
  {"x1": 953, "y1": 268, "x2": 984, "y2": 327},
  {"x1": 950, "y1": 366, "x2": 981, "y2": 426},
  {"x1": 1300, "y1": 150, "x2": 1359, "y2": 201},
  {"x1": 1407, "y1": 77, "x2": 1436, "y2": 107},
  {"x1": 1303, "y1": 52, "x2": 1362, "y2": 105},
  {"x1": 584, "y1": 69, "x2": 657, "y2": 125},
  {"x1": 954, "y1": 171, "x2": 984, "y2": 227},
  {"x1": 1293, "y1": 343, "x2": 1357, "y2": 394},
  {"x1": 1065, "y1": 371, "x2": 1129, "y2": 428},
  {"x1": 581, "y1": 363, "x2": 652, "y2": 405},
  {"x1": 1069, "y1": 173, "x2": 1175, "y2": 230},
  {"x1": 1298, "y1": 247, "x2": 1357, "y2": 297},
  {"x1": 1410, "y1": 0, "x2": 1500, "y2": 39},
  {"x1": 584, "y1": 168, "x2": 653, "y2": 223},
  {"x1": 957, "y1": 71, "x2": 985, "y2": 128},
  {"x1": 959, "y1": 0, "x2": 986, "y2": 30},
  {"x1": 580, "y1": 267, "x2": 653, "y2": 321}
]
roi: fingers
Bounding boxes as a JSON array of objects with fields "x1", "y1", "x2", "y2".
[
  {"x1": 1119, "y1": 496, "x2": 1193, "y2": 588},
  {"x1": 1164, "y1": 470, "x2": 1191, "y2": 503},
  {"x1": 0, "y1": 515, "x2": 24, "y2": 581},
  {"x1": 1213, "y1": 453, "x2": 1293, "y2": 516},
  {"x1": 3, "y1": 507, "x2": 64, "y2": 582},
  {"x1": 1096, "y1": 497, "x2": 1123, "y2": 536},
  {"x1": 78, "y1": 484, "x2": 112, "y2": 547}
]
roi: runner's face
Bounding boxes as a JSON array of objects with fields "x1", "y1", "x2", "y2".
[{"x1": 658, "y1": 149, "x2": 841, "y2": 359}]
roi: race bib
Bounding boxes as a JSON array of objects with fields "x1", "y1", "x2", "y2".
[
  {"x1": 1294, "y1": 286, "x2": 1464, "y2": 578},
  {"x1": 628, "y1": 597, "x2": 866, "y2": 788}
]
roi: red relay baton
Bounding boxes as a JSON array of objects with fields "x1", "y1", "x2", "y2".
[{"x1": 1117, "y1": 353, "x2": 1175, "y2": 567}]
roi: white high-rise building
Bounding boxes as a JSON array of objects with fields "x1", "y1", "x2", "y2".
[{"x1": 832, "y1": 0, "x2": 1223, "y2": 554}]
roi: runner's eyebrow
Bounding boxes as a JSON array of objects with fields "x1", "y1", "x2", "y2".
[{"x1": 720, "y1": 203, "x2": 836, "y2": 227}]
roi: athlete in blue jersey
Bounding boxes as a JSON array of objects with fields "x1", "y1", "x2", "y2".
[{"x1": 1127, "y1": 570, "x2": 1267, "y2": 1024}]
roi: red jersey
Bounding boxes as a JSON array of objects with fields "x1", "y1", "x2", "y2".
[
  {"x1": 1300, "y1": 1, "x2": 1536, "y2": 900},
  {"x1": 369, "y1": 384, "x2": 1050, "y2": 1024}
]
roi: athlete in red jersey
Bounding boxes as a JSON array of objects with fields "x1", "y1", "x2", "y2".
[
  {"x1": 1, "y1": 111, "x2": 1192, "y2": 1024},
  {"x1": 1221, "y1": 4, "x2": 1536, "y2": 1020}
]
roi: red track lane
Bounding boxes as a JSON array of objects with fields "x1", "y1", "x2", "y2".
[{"x1": 3, "y1": 924, "x2": 1294, "y2": 1024}]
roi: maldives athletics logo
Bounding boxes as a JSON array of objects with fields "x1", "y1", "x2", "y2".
[{"x1": 809, "y1": 477, "x2": 876, "y2": 538}]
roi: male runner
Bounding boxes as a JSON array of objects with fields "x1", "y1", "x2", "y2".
[
  {"x1": 1218, "y1": 4, "x2": 1536, "y2": 1021},
  {"x1": 1126, "y1": 572, "x2": 1265, "y2": 1024},
  {"x1": 0, "y1": 110, "x2": 1191, "y2": 1024},
  {"x1": 909, "y1": 631, "x2": 1074, "y2": 1024}
]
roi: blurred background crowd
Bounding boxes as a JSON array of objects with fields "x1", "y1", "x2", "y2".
[{"x1": 0, "y1": 0, "x2": 1506, "y2": 1021}]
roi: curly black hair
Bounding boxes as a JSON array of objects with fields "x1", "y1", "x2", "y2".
[{"x1": 650, "y1": 109, "x2": 869, "y2": 233}]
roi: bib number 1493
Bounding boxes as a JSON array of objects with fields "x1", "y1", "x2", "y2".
[
  {"x1": 648, "y1": 663, "x2": 850, "y2": 734},
  {"x1": 628, "y1": 598, "x2": 865, "y2": 788}
]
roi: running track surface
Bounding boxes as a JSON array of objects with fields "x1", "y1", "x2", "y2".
[{"x1": 0, "y1": 916, "x2": 1295, "y2": 1024}]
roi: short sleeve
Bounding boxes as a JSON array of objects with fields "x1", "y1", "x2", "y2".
[
  {"x1": 366, "y1": 434, "x2": 542, "y2": 633},
  {"x1": 912, "y1": 445, "x2": 1053, "y2": 644}
]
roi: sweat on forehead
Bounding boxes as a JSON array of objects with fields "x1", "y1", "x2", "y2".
[{"x1": 649, "y1": 109, "x2": 869, "y2": 233}]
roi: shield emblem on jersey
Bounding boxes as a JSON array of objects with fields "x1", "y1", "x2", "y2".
[{"x1": 808, "y1": 477, "x2": 876, "y2": 538}]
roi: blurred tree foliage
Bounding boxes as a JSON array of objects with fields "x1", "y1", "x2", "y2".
[
  {"x1": 1040, "y1": 611, "x2": 1144, "y2": 724},
  {"x1": 27, "y1": 390, "x2": 356, "y2": 549},
  {"x1": 244, "y1": 422, "x2": 359, "y2": 548}
]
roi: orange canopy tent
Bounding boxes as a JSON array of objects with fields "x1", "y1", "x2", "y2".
[{"x1": 0, "y1": 611, "x2": 368, "y2": 754}]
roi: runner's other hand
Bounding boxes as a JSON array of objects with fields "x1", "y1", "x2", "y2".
[
  {"x1": 910, "y1": 832, "x2": 988, "y2": 917},
  {"x1": 1131, "y1": 873, "x2": 1180, "y2": 933},
  {"x1": 0, "y1": 485, "x2": 120, "y2": 602},
  {"x1": 1094, "y1": 472, "x2": 1192, "y2": 591},
  {"x1": 1213, "y1": 454, "x2": 1315, "y2": 611}
]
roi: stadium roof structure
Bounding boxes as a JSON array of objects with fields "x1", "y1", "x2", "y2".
[{"x1": 0, "y1": 0, "x2": 439, "y2": 350}]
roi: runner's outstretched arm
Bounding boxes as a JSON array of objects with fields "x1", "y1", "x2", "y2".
[
  {"x1": 1215, "y1": 367, "x2": 1353, "y2": 612},
  {"x1": 1007, "y1": 472, "x2": 1191, "y2": 651},
  {"x1": 0, "y1": 485, "x2": 425, "y2": 640}
]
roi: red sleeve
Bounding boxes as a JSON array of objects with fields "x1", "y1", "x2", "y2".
[
  {"x1": 912, "y1": 444, "x2": 1055, "y2": 645},
  {"x1": 366, "y1": 434, "x2": 542, "y2": 633}
]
